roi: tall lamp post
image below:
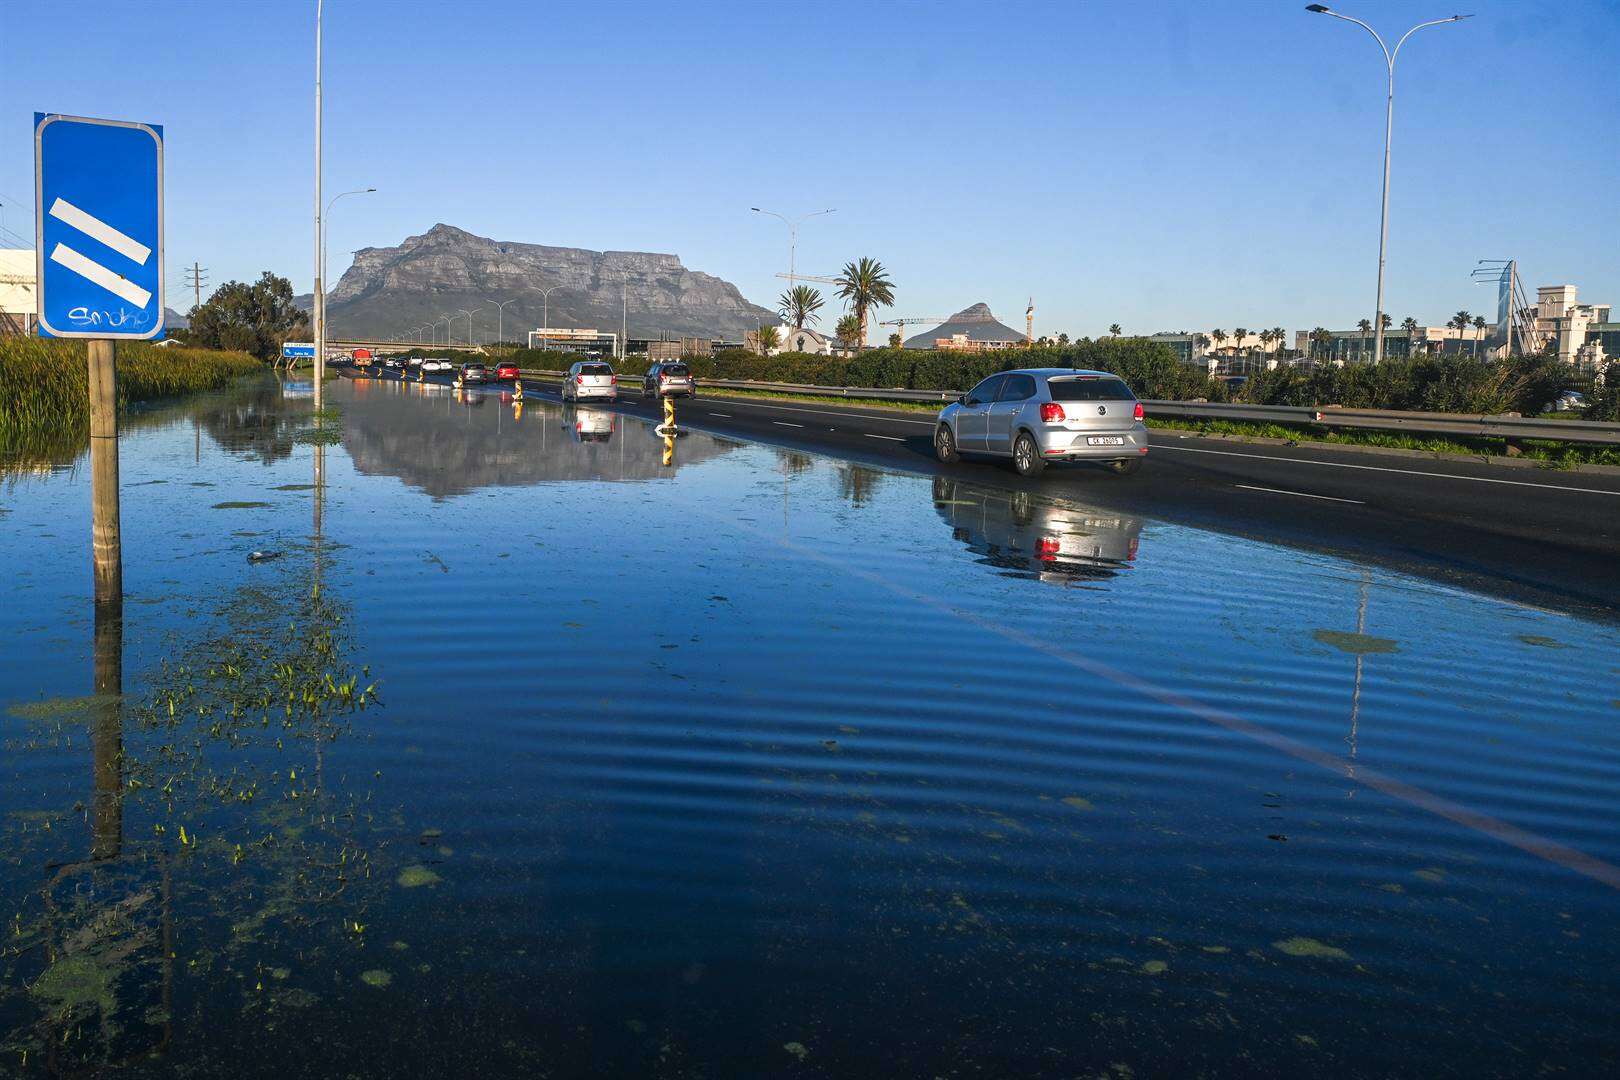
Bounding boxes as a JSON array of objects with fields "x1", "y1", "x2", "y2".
[
  {"x1": 458, "y1": 308, "x2": 478, "y2": 346},
  {"x1": 320, "y1": 188, "x2": 375, "y2": 346},
  {"x1": 313, "y1": 0, "x2": 324, "y2": 408},
  {"x1": 1305, "y1": 4, "x2": 1471, "y2": 367},
  {"x1": 530, "y1": 284, "x2": 564, "y2": 351},
  {"x1": 484, "y1": 297, "x2": 519, "y2": 347},
  {"x1": 436, "y1": 314, "x2": 452, "y2": 346},
  {"x1": 750, "y1": 206, "x2": 835, "y2": 287}
]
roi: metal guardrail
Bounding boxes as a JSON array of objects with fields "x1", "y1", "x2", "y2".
[{"x1": 518, "y1": 369, "x2": 1620, "y2": 446}]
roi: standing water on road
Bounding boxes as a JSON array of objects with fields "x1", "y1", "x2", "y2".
[{"x1": 2, "y1": 376, "x2": 1616, "y2": 1077}]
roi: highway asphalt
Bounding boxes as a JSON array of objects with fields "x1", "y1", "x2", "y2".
[{"x1": 349, "y1": 367, "x2": 1620, "y2": 619}]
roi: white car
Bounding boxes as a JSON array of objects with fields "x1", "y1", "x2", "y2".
[
  {"x1": 422, "y1": 359, "x2": 454, "y2": 374},
  {"x1": 562, "y1": 360, "x2": 618, "y2": 402}
]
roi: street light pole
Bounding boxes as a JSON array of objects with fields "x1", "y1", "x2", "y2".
[
  {"x1": 313, "y1": 0, "x2": 324, "y2": 408},
  {"x1": 320, "y1": 187, "x2": 375, "y2": 349},
  {"x1": 484, "y1": 298, "x2": 519, "y2": 347},
  {"x1": 530, "y1": 285, "x2": 563, "y2": 351},
  {"x1": 751, "y1": 206, "x2": 835, "y2": 287},
  {"x1": 1306, "y1": 5, "x2": 1470, "y2": 367},
  {"x1": 458, "y1": 308, "x2": 477, "y2": 346}
]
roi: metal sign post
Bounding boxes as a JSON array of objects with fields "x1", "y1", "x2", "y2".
[{"x1": 35, "y1": 113, "x2": 164, "y2": 609}]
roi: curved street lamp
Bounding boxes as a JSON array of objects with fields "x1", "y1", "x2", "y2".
[
  {"x1": 1305, "y1": 5, "x2": 1471, "y2": 366},
  {"x1": 484, "y1": 297, "x2": 520, "y2": 346},
  {"x1": 457, "y1": 308, "x2": 478, "y2": 346},
  {"x1": 529, "y1": 284, "x2": 565, "y2": 351},
  {"x1": 750, "y1": 206, "x2": 835, "y2": 288}
]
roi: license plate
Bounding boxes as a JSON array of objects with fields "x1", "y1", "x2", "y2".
[{"x1": 1086, "y1": 436, "x2": 1125, "y2": 446}]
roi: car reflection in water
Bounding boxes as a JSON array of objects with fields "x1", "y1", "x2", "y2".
[
  {"x1": 932, "y1": 475, "x2": 1142, "y2": 583},
  {"x1": 568, "y1": 405, "x2": 616, "y2": 443}
]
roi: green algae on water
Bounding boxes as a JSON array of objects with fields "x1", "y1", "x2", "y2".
[
  {"x1": 1061, "y1": 796, "x2": 1095, "y2": 812},
  {"x1": 1272, "y1": 936, "x2": 1350, "y2": 960},
  {"x1": 211, "y1": 501, "x2": 273, "y2": 510},
  {"x1": 1312, "y1": 629, "x2": 1398, "y2": 655},
  {"x1": 396, "y1": 865, "x2": 441, "y2": 888},
  {"x1": 360, "y1": 969, "x2": 393, "y2": 988},
  {"x1": 1516, "y1": 634, "x2": 1567, "y2": 649}
]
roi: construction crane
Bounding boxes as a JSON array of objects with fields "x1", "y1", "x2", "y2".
[{"x1": 878, "y1": 316, "x2": 947, "y2": 346}]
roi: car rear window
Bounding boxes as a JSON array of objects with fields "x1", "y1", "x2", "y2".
[
  {"x1": 663, "y1": 364, "x2": 690, "y2": 377},
  {"x1": 580, "y1": 363, "x2": 613, "y2": 376},
  {"x1": 1048, "y1": 377, "x2": 1134, "y2": 402}
]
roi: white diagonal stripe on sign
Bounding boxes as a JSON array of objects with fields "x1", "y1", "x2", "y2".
[
  {"x1": 49, "y1": 243, "x2": 152, "y2": 308},
  {"x1": 48, "y1": 197, "x2": 151, "y2": 265}
]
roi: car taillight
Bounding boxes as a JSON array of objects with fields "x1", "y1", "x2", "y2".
[
  {"x1": 576, "y1": 375, "x2": 584, "y2": 384},
  {"x1": 1040, "y1": 401, "x2": 1065, "y2": 423},
  {"x1": 1036, "y1": 537, "x2": 1061, "y2": 561},
  {"x1": 610, "y1": 375, "x2": 618, "y2": 384},
  {"x1": 1134, "y1": 402, "x2": 1145, "y2": 421}
]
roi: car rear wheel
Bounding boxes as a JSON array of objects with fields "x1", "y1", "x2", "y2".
[
  {"x1": 1012, "y1": 432, "x2": 1045, "y2": 477},
  {"x1": 934, "y1": 424, "x2": 959, "y2": 464},
  {"x1": 1109, "y1": 457, "x2": 1143, "y2": 476}
]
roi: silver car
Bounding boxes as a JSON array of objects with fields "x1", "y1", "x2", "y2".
[
  {"x1": 562, "y1": 360, "x2": 618, "y2": 402},
  {"x1": 934, "y1": 368, "x2": 1148, "y2": 477}
]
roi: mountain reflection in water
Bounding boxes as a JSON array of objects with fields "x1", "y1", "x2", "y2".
[{"x1": 339, "y1": 379, "x2": 736, "y2": 498}]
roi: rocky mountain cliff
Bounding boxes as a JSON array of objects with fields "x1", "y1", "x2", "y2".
[{"x1": 312, "y1": 224, "x2": 775, "y2": 343}]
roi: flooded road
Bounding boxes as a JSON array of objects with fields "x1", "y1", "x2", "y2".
[{"x1": 2, "y1": 376, "x2": 1616, "y2": 1077}]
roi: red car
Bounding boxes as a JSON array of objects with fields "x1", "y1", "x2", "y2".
[{"x1": 493, "y1": 361, "x2": 521, "y2": 381}]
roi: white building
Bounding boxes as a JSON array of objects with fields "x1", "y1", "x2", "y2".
[
  {"x1": 526, "y1": 326, "x2": 618, "y2": 356},
  {"x1": 1532, "y1": 285, "x2": 1612, "y2": 366},
  {"x1": 0, "y1": 249, "x2": 36, "y2": 336}
]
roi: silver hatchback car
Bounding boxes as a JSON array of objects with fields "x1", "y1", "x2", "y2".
[
  {"x1": 935, "y1": 368, "x2": 1148, "y2": 476},
  {"x1": 562, "y1": 360, "x2": 618, "y2": 402}
]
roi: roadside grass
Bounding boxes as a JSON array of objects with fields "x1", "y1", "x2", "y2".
[
  {"x1": 1, "y1": 338, "x2": 263, "y2": 444},
  {"x1": 1144, "y1": 415, "x2": 1620, "y2": 468}
]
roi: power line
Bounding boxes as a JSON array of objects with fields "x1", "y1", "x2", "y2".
[{"x1": 183, "y1": 261, "x2": 209, "y2": 312}]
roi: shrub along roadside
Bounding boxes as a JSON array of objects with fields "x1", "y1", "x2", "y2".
[{"x1": 0, "y1": 337, "x2": 263, "y2": 444}]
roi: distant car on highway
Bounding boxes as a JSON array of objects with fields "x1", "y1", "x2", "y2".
[
  {"x1": 421, "y1": 358, "x2": 454, "y2": 374},
  {"x1": 934, "y1": 368, "x2": 1148, "y2": 477},
  {"x1": 459, "y1": 361, "x2": 488, "y2": 384},
  {"x1": 562, "y1": 360, "x2": 618, "y2": 402},
  {"x1": 493, "y1": 361, "x2": 521, "y2": 381},
  {"x1": 383, "y1": 356, "x2": 405, "y2": 369},
  {"x1": 1549, "y1": 389, "x2": 1588, "y2": 412},
  {"x1": 406, "y1": 356, "x2": 425, "y2": 370},
  {"x1": 642, "y1": 361, "x2": 695, "y2": 399}
]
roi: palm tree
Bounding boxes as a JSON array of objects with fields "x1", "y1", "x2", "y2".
[
  {"x1": 1450, "y1": 310, "x2": 1472, "y2": 355},
  {"x1": 1108, "y1": 323, "x2": 1122, "y2": 337},
  {"x1": 833, "y1": 257, "x2": 896, "y2": 346},
  {"x1": 757, "y1": 324, "x2": 780, "y2": 355},
  {"x1": 1401, "y1": 316, "x2": 1419, "y2": 357},
  {"x1": 777, "y1": 285, "x2": 824, "y2": 331},
  {"x1": 1193, "y1": 332, "x2": 1210, "y2": 358},
  {"x1": 1211, "y1": 328, "x2": 1227, "y2": 353},
  {"x1": 834, "y1": 313, "x2": 862, "y2": 350},
  {"x1": 887, "y1": 332, "x2": 902, "y2": 348},
  {"x1": 1310, "y1": 326, "x2": 1332, "y2": 361},
  {"x1": 1356, "y1": 318, "x2": 1372, "y2": 361},
  {"x1": 1272, "y1": 326, "x2": 1286, "y2": 362},
  {"x1": 1257, "y1": 329, "x2": 1273, "y2": 360},
  {"x1": 1472, "y1": 314, "x2": 1487, "y2": 358},
  {"x1": 1057, "y1": 332, "x2": 1070, "y2": 347},
  {"x1": 1233, "y1": 327, "x2": 1249, "y2": 369}
]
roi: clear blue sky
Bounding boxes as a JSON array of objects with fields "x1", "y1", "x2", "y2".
[{"x1": 3, "y1": 0, "x2": 1615, "y2": 337}]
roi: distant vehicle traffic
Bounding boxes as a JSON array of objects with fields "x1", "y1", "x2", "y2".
[
  {"x1": 459, "y1": 362, "x2": 488, "y2": 384},
  {"x1": 1549, "y1": 390, "x2": 1589, "y2": 412},
  {"x1": 934, "y1": 368, "x2": 1148, "y2": 477},
  {"x1": 407, "y1": 356, "x2": 425, "y2": 370},
  {"x1": 563, "y1": 361, "x2": 617, "y2": 402},
  {"x1": 493, "y1": 361, "x2": 521, "y2": 381},
  {"x1": 383, "y1": 356, "x2": 405, "y2": 369},
  {"x1": 642, "y1": 361, "x2": 695, "y2": 399},
  {"x1": 422, "y1": 358, "x2": 453, "y2": 374}
]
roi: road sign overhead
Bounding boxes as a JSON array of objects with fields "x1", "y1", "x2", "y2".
[
  {"x1": 34, "y1": 113, "x2": 164, "y2": 340},
  {"x1": 282, "y1": 342, "x2": 317, "y2": 358}
]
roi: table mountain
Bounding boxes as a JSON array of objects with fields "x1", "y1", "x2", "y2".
[{"x1": 313, "y1": 224, "x2": 775, "y2": 344}]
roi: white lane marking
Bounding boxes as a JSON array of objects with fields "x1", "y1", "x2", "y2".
[
  {"x1": 864, "y1": 433, "x2": 906, "y2": 442},
  {"x1": 705, "y1": 411, "x2": 732, "y2": 417},
  {"x1": 1157, "y1": 444, "x2": 1620, "y2": 497},
  {"x1": 1235, "y1": 484, "x2": 1365, "y2": 505},
  {"x1": 48, "y1": 197, "x2": 151, "y2": 264},
  {"x1": 773, "y1": 421, "x2": 805, "y2": 428},
  {"x1": 49, "y1": 243, "x2": 151, "y2": 307},
  {"x1": 705, "y1": 397, "x2": 936, "y2": 426}
]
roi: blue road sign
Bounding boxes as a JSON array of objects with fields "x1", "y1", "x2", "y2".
[
  {"x1": 282, "y1": 342, "x2": 317, "y2": 359},
  {"x1": 34, "y1": 113, "x2": 164, "y2": 340}
]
